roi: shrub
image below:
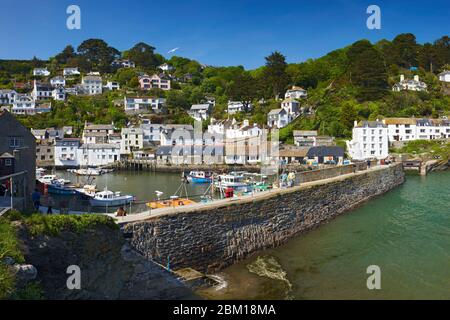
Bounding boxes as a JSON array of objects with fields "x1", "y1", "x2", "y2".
[{"x1": 24, "y1": 214, "x2": 118, "y2": 237}]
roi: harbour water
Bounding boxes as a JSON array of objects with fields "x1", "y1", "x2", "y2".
[
  {"x1": 47, "y1": 170, "x2": 213, "y2": 213},
  {"x1": 195, "y1": 171, "x2": 450, "y2": 300}
]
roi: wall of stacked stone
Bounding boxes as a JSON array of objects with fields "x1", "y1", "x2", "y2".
[{"x1": 124, "y1": 163, "x2": 405, "y2": 273}]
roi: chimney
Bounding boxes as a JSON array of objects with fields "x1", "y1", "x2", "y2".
[
  {"x1": 400, "y1": 74, "x2": 405, "y2": 82},
  {"x1": 243, "y1": 119, "x2": 249, "y2": 127},
  {"x1": 354, "y1": 120, "x2": 358, "y2": 127},
  {"x1": 414, "y1": 75, "x2": 419, "y2": 82}
]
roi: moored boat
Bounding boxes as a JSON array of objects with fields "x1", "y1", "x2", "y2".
[
  {"x1": 214, "y1": 173, "x2": 251, "y2": 193},
  {"x1": 74, "y1": 184, "x2": 97, "y2": 199},
  {"x1": 47, "y1": 181, "x2": 77, "y2": 195},
  {"x1": 147, "y1": 195, "x2": 196, "y2": 209},
  {"x1": 187, "y1": 171, "x2": 212, "y2": 183},
  {"x1": 89, "y1": 189, "x2": 134, "y2": 207}
]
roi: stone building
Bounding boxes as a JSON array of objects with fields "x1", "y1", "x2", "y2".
[
  {"x1": 36, "y1": 140, "x2": 54, "y2": 167},
  {"x1": 0, "y1": 111, "x2": 36, "y2": 211}
]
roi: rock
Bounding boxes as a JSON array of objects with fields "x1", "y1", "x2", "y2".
[
  {"x1": 13, "y1": 264, "x2": 38, "y2": 282},
  {"x1": 120, "y1": 244, "x2": 140, "y2": 263},
  {"x1": 3, "y1": 256, "x2": 15, "y2": 266}
]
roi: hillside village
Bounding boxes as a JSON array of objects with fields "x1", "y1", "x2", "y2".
[{"x1": 0, "y1": 34, "x2": 450, "y2": 169}]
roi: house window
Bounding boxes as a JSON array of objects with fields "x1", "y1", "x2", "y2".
[
  {"x1": 9, "y1": 137, "x2": 21, "y2": 148},
  {"x1": 5, "y1": 159, "x2": 12, "y2": 166}
]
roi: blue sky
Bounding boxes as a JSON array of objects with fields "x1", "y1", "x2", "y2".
[{"x1": 0, "y1": 0, "x2": 449, "y2": 69}]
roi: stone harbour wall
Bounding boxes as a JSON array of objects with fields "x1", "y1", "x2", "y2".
[{"x1": 123, "y1": 164, "x2": 405, "y2": 273}]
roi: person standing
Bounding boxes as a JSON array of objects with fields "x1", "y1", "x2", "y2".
[{"x1": 31, "y1": 189, "x2": 41, "y2": 212}]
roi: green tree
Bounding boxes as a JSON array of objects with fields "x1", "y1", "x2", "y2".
[
  {"x1": 340, "y1": 101, "x2": 358, "y2": 132},
  {"x1": 77, "y1": 39, "x2": 120, "y2": 71},
  {"x1": 347, "y1": 40, "x2": 388, "y2": 101},
  {"x1": 226, "y1": 71, "x2": 256, "y2": 111},
  {"x1": 54, "y1": 45, "x2": 76, "y2": 64},
  {"x1": 263, "y1": 52, "x2": 290, "y2": 98},
  {"x1": 123, "y1": 42, "x2": 161, "y2": 69}
]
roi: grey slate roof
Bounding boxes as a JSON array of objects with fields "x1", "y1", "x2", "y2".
[{"x1": 307, "y1": 146, "x2": 344, "y2": 158}]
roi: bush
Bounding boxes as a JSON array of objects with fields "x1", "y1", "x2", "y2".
[{"x1": 24, "y1": 214, "x2": 118, "y2": 237}]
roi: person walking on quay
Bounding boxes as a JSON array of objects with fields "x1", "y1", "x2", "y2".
[
  {"x1": 47, "y1": 196, "x2": 55, "y2": 215},
  {"x1": 31, "y1": 188, "x2": 41, "y2": 212}
]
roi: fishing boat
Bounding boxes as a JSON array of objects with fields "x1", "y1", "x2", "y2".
[
  {"x1": 214, "y1": 173, "x2": 251, "y2": 193},
  {"x1": 46, "y1": 180, "x2": 77, "y2": 195},
  {"x1": 38, "y1": 175, "x2": 71, "y2": 186},
  {"x1": 89, "y1": 188, "x2": 134, "y2": 207},
  {"x1": 187, "y1": 171, "x2": 212, "y2": 183},
  {"x1": 74, "y1": 184, "x2": 97, "y2": 199}
]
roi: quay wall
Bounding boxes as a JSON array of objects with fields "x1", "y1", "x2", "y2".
[{"x1": 123, "y1": 163, "x2": 405, "y2": 273}]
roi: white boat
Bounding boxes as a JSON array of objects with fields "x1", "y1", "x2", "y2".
[
  {"x1": 74, "y1": 184, "x2": 97, "y2": 199},
  {"x1": 214, "y1": 174, "x2": 251, "y2": 192},
  {"x1": 38, "y1": 175, "x2": 57, "y2": 184},
  {"x1": 73, "y1": 168, "x2": 102, "y2": 176},
  {"x1": 36, "y1": 168, "x2": 46, "y2": 179},
  {"x1": 89, "y1": 189, "x2": 134, "y2": 207}
]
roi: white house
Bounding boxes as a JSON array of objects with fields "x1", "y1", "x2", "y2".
[
  {"x1": 11, "y1": 94, "x2": 36, "y2": 115},
  {"x1": 33, "y1": 68, "x2": 50, "y2": 77},
  {"x1": 140, "y1": 123, "x2": 165, "y2": 144},
  {"x1": 158, "y1": 63, "x2": 173, "y2": 71},
  {"x1": 382, "y1": 117, "x2": 450, "y2": 141},
  {"x1": 63, "y1": 68, "x2": 80, "y2": 77},
  {"x1": 227, "y1": 101, "x2": 252, "y2": 114},
  {"x1": 78, "y1": 144, "x2": 120, "y2": 167},
  {"x1": 392, "y1": 75, "x2": 427, "y2": 92},
  {"x1": 120, "y1": 128, "x2": 144, "y2": 155},
  {"x1": 124, "y1": 96, "x2": 166, "y2": 114},
  {"x1": 225, "y1": 119, "x2": 262, "y2": 140},
  {"x1": 160, "y1": 125, "x2": 195, "y2": 146},
  {"x1": 415, "y1": 118, "x2": 450, "y2": 140},
  {"x1": 346, "y1": 120, "x2": 389, "y2": 160},
  {"x1": 285, "y1": 86, "x2": 307, "y2": 99},
  {"x1": 293, "y1": 131, "x2": 318, "y2": 147},
  {"x1": 82, "y1": 75, "x2": 103, "y2": 95},
  {"x1": 281, "y1": 98, "x2": 300, "y2": 116},
  {"x1": 267, "y1": 108, "x2": 290, "y2": 128},
  {"x1": 50, "y1": 76, "x2": 66, "y2": 87},
  {"x1": 439, "y1": 71, "x2": 450, "y2": 83},
  {"x1": 205, "y1": 96, "x2": 216, "y2": 107},
  {"x1": 54, "y1": 138, "x2": 81, "y2": 167},
  {"x1": 52, "y1": 85, "x2": 66, "y2": 101},
  {"x1": 382, "y1": 118, "x2": 418, "y2": 142},
  {"x1": 112, "y1": 59, "x2": 135, "y2": 68},
  {"x1": 189, "y1": 104, "x2": 212, "y2": 121},
  {"x1": 104, "y1": 81, "x2": 120, "y2": 91},
  {"x1": 0, "y1": 90, "x2": 17, "y2": 105},
  {"x1": 32, "y1": 81, "x2": 53, "y2": 101}
]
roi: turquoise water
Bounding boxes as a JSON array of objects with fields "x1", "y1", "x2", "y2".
[{"x1": 197, "y1": 171, "x2": 450, "y2": 300}]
